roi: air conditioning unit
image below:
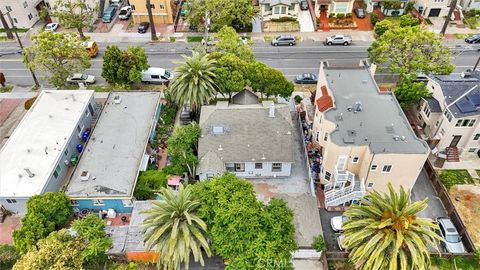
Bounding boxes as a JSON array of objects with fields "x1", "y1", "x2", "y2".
[{"x1": 80, "y1": 171, "x2": 90, "y2": 181}]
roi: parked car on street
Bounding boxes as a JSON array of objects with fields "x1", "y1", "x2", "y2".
[
  {"x1": 465, "y1": 34, "x2": 480, "y2": 44},
  {"x1": 141, "y1": 67, "x2": 174, "y2": 84},
  {"x1": 119, "y1": 6, "x2": 132, "y2": 20},
  {"x1": 436, "y1": 217, "x2": 466, "y2": 253},
  {"x1": 300, "y1": 0, "x2": 309, "y2": 10},
  {"x1": 271, "y1": 35, "x2": 296, "y2": 46},
  {"x1": 354, "y1": 8, "x2": 366, "y2": 18},
  {"x1": 294, "y1": 73, "x2": 318, "y2": 84},
  {"x1": 330, "y1": 216, "x2": 347, "y2": 232},
  {"x1": 45, "y1": 23, "x2": 59, "y2": 32},
  {"x1": 138, "y1": 22, "x2": 150, "y2": 33},
  {"x1": 325, "y1": 34, "x2": 352, "y2": 46},
  {"x1": 66, "y1": 74, "x2": 96, "y2": 85}
]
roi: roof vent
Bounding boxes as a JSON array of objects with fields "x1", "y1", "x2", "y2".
[
  {"x1": 24, "y1": 168, "x2": 35, "y2": 178},
  {"x1": 213, "y1": 126, "x2": 224, "y2": 135},
  {"x1": 80, "y1": 171, "x2": 90, "y2": 181},
  {"x1": 354, "y1": 101, "x2": 363, "y2": 112},
  {"x1": 393, "y1": 135, "x2": 400, "y2": 141},
  {"x1": 218, "y1": 145, "x2": 223, "y2": 151},
  {"x1": 361, "y1": 80, "x2": 367, "y2": 84},
  {"x1": 347, "y1": 106, "x2": 353, "y2": 112},
  {"x1": 114, "y1": 95, "x2": 121, "y2": 104},
  {"x1": 347, "y1": 130, "x2": 356, "y2": 137},
  {"x1": 401, "y1": 136, "x2": 406, "y2": 141}
]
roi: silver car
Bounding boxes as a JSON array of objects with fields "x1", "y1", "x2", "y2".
[
  {"x1": 271, "y1": 35, "x2": 296, "y2": 46},
  {"x1": 325, "y1": 34, "x2": 352, "y2": 46},
  {"x1": 66, "y1": 73, "x2": 96, "y2": 85},
  {"x1": 436, "y1": 217, "x2": 466, "y2": 253}
]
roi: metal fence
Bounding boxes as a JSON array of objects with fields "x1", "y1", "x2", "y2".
[{"x1": 296, "y1": 113, "x2": 316, "y2": 198}]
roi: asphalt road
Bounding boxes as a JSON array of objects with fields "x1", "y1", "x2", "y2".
[{"x1": 0, "y1": 40, "x2": 479, "y2": 87}]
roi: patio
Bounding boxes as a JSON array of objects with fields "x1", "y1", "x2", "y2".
[{"x1": 0, "y1": 215, "x2": 21, "y2": 245}]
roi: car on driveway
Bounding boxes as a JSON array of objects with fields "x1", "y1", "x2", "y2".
[
  {"x1": 119, "y1": 6, "x2": 132, "y2": 20},
  {"x1": 138, "y1": 22, "x2": 150, "y2": 33},
  {"x1": 465, "y1": 34, "x2": 480, "y2": 44},
  {"x1": 330, "y1": 215, "x2": 347, "y2": 232},
  {"x1": 294, "y1": 73, "x2": 318, "y2": 84},
  {"x1": 436, "y1": 217, "x2": 466, "y2": 253},
  {"x1": 325, "y1": 34, "x2": 352, "y2": 46},
  {"x1": 271, "y1": 35, "x2": 296, "y2": 46},
  {"x1": 300, "y1": 0, "x2": 309, "y2": 10},
  {"x1": 66, "y1": 74, "x2": 96, "y2": 85},
  {"x1": 45, "y1": 23, "x2": 59, "y2": 32},
  {"x1": 354, "y1": 8, "x2": 366, "y2": 18}
]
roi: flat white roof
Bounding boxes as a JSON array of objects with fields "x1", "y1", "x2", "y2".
[
  {"x1": 66, "y1": 92, "x2": 160, "y2": 199},
  {"x1": 0, "y1": 90, "x2": 94, "y2": 197}
]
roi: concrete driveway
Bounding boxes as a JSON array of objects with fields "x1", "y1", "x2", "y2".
[
  {"x1": 298, "y1": 10, "x2": 315, "y2": 32},
  {"x1": 411, "y1": 169, "x2": 448, "y2": 219},
  {"x1": 318, "y1": 209, "x2": 343, "y2": 251}
]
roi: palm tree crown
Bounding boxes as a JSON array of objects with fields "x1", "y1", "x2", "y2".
[
  {"x1": 343, "y1": 183, "x2": 442, "y2": 270},
  {"x1": 142, "y1": 185, "x2": 211, "y2": 270},
  {"x1": 169, "y1": 51, "x2": 217, "y2": 113}
]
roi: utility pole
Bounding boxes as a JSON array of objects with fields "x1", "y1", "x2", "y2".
[
  {"x1": 440, "y1": 0, "x2": 457, "y2": 35},
  {"x1": 5, "y1": 11, "x2": 40, "y2": 87},
  {"x1": 204, "y1": 10, "x2": 210, "y2": 51},
  {"x1": 0, "y1": 9, "x2": 13, "y2": 39},
  {"x1": 146, "y1": 0, "x2": 158, "y2": 41}
]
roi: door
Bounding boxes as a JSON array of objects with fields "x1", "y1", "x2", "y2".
[
  {"x1": 428, "y1": 8, "x2": 441, "y2": 17},
  {"x1": 449, "y1": 135, "x2": 462, "y2": 147}
]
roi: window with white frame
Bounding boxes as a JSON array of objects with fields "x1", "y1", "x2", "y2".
[
  {"x1": 280, "y1": 6, "x2": 287, "y2": 14},
  {"x1": 28, "y1": 13, "x2": 33, "y2": 20},
  {"x1": 423, "y1": 104, "x2": 431, "y2": 118},
  {"x1": 234, "y1": 163, "x2": 245, "y2": 172},
  {"x1": 444, "y1": 110, "x2": 453, "y2": 122},
  {"x1": 324, "y1": 132, "x2": 328, "y2": 141},
  {"x1": 367, "y1": 183, "x2": 374, "y2": 189},
  {"x1": 474, "y1": 134, "x2": 480, "y2": 141},
  {"x1": 440, "y1": 128, "x2": 445, "y2": 136},
  {"x1": 455, "y1": 119, "x2": 475, "y2": 127},
  {"x1": 23, "y1": 1, "x2": 28, "y2": 8},
  {"x1": 325, "y1": 171, "x2": 331, "y2": 180},
  {"x1": 255, "y1": 163, "x2": 263, "y2": 169},
  {"x1": 6, "y1": 199, "x2": 17, "y2": 203},
  {"x1": 382, "y1": 165, "x2": 392, "y2": 173},
  {"x1": 274, "y1": 6, "x2": 280, "y2": 14},
  {"x1": 272, "y1": 163, "x2": 282, "y2": 172},
  {"x1": 93, "y1": 199, "x2": 104, "y2": 205},
  {"x1": 370, "y1": 165, "x2": 377, "y2": 171},
  {"x1": 159, "y1": 4, "x2": 165, "y2": 9},
  {"x1": 352, "y1": 157, "x2": 359, "y2": 163},
  {"x1": 468, "y1": 148, "x2": 477, "y2": 153},
  {"x1": 225, "y1": 163, "x2": 235, "y2": 171},
  {"x1": 5, "y1": 6, "x2": 12, "y2": 12},
  {"x1": 53, "y1": 164, "x2": 62, "y2": 179},
  {"x1": 122, "y1": 199, "x2": 134, "y2": 207}
]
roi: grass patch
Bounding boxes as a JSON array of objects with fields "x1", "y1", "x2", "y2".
[
  {"x1": 439, "y1": 169, "x2": 474, "y2": 190},
  {"x1": 454, "y1": 33, "x2": 473, "y2": 39},
  {"x1": 383, "y1": 16, "x2": 403, "y2": 23},
  {"x1": 464, "y1": 17, "x2": 479, "y2": 30},
  {"x1": 0, "y1": 37, "x2": 15, "y2": 42},
  {"x1": 424, "y1": 18, "x2": 433, "y2": 25},
  {"x1": 186, "y1": 36, "x2": 203, "y2": 42},
  {"x1": 0, "y1": 28, "x2": 29, "y2": 33},
  {"x1": 169, "y1": 36, "x2": 176, "y2": 42},
  {"x1": 264, "y1": 36, "x2": 273, "y2": 42},
  {"x1": 0, "y1": 85, "x2": 14, "y2": 93},
  {"x1": 431, "y1": 255, "x2": 479, "y2": 270}
]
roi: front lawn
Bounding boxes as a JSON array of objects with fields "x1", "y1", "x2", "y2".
[
  {"x1": 439, "y1": 169, "x2": 474, "y2": 190},
  {"x1": 431, "y1": 255, "x2": 479, "y2": 270}
]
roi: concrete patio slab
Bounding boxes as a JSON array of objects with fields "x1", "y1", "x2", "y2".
[{"x1": 0, "y1": 215, "x2": 21, "y2": 245}]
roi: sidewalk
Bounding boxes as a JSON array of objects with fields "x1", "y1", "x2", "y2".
[{"x1": 427, "y1": 17, "x2": 478, "y2": 35}]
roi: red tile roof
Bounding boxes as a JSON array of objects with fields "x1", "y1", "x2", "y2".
[{"x1": 316, "y1": 86, "x2": 333, "y2": 112}]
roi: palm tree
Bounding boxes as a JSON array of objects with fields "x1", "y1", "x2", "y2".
[
  {"x1": 142, "y1": 185, "x2": 211, "y2": 270},
  {"x1": 342, "y1": 183, "x2": 443, "y2": 270},
  {"x1": 169, "y1": 51, "x2": 217, "y2": 115}
]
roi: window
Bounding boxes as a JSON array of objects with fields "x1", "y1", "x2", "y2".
[
  {"x1": 274, "y1": 6, "x2": 280, "y2": 14},
  {"x1": 28, "y1": 13, "x2": 33, "y2": 20},
  {"x1": 456, "y1": 119, "x2": 475, "y2": 127},
  {"x1": 77, "y1": 125, "x2": 81, "y2": 133},
  {"x1": 382, "y1": 165, "x2": 392, "y2": 173},
  {"x1": 440, "y1": 129, "x2": 445, "y2": 136},
  {"x1": 352, "y1": 157, "x2": 359, "y2": 163},
  {"x1": 151, "y1": 75, "x2": 160, "y2": 79},
  {"x1": 23, "y1": 1, "x2": 28, "y2": 8},
  {"x1": 469, "y1": 119, "x2": 476, "y2": 127},
  {"x1": 255, "y1": 163, "x2": 263, "y2": 169},
  {"x1": 159, "y1": 4, "x2": 165, "y2": 9},
  {"x1": 265, "y1": 4, "x2": 271, "y2": 10},
  {"x1": 280, "y1": 6, "x2": 287, "y2": 14},
  {"x1": 468, "y1": 148, "x2": 477, "y2": 153},
  {"x1": 474, "y1": 134, "x2": 480, "y2": 141},
  {"x1": 324, "y1": 132, "x2": 328, "y2": 141},
  {"x1": 71, "y1": 200, "x2": 79, "y2": 206},
  {"x1": 367, "y1": 183, "x2": 374, "y2": 189},
  {"x1": 234, "y1": 163, "x2": 245, "y2": 172},
  {"x1": 93, "y1": 199, "x2": 104, "y2": 206},
  {"x1": 5, "y1": 6, "x2": 12, "y2": 12},
  {"x1": 131, "y1": 5, "x2": 136, "y2": 10},
  {"x1": 423, "y1": 104, "x2": 431, "y2": 118},
  {"x1": 206, "y1": 173, "x2": 214, "y2": 179},
  {"x1": 272, "y1": 163, "x2": 282, "y2": 172},
  {"x1": 13, "y1": 18, "x2": 18, "y2": 24},
  {"x1": 6, "y1": 199, "x2": 17, "y2": 204},
  {"x1": 85, "y1": 109, "x2": 89, "y2": 116},
  {"x1": 53, "y1": 164, "x2": 62, "y2": 178},
  {"x1": 225, "y1": 163, "x2": 235, "y2": 171},
  {"x1": 122, "y1": 199, "x2": 134, "y2": 207},
  {"x1": 150, "y1": 4, "x2": 155, "y2": 9},
  {"x1": 325, "y1": 171, "x2": 331, "y2": 180},
  {"x1": 64, "y1": 149, "x2": 68, "y2": 156},
  {"x1": 436, "y1": 121, "x2": 440, "y2": 127},
  {"x1": 444, "y1": 110, "x2": 453, "y2": 122},
  {"x1": 370, "y1": 165, "x2": 377, "y2": 171}
]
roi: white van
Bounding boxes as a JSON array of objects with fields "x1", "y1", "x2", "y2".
[
  {"x1": 141, "y1": 68, "x2": 174, "y2": 84},
  {"x1": 111, "y1": 0, "x2": 123, "y2": 7}
]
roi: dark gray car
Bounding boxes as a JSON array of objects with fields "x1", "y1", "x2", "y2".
[{"x1": 271, "y1": 35, "x2": 296, "y2": 46}]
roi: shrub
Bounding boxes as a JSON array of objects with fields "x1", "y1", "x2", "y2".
[
  {"x1": 336, "y1": 13, "x2": 345, "y2": 19},
  {"x1": 0, "y1": 245, "x2": 20, "y2": 269},
  {"x1": 345, "y1": 13, "x2": 352, "y2": 18},
  {"x1": 371, "y1": 12, "x2": 379, "y2": 26},
  {"x1": 169, "y1": 36, "x2": 176, "y2": 42},
  {"x1": 270, "y1": 16, "x2": 297, "y2": 22},
  {"x1": 294, "y1": 95, "x2": 303, "y2": 104},
  {"x1": 405, "y1": 2, "x2": 414, "y2": 13},
  {"x1": 329, "y1": 13, "x2": 336, "y2": 18},
  {"x1": 24, "y1": 97, "x2": 37, "y2": 110},
  {"x1": 374, "y1": 19, "x2": 397, "y2": 36},
  {"x1": 313, "y1": 234, "x2": 326, "y2": 252},
  {"x1": 399, "y1": 14, "x2": 420, "y2": 27},
  {"x1": 186, "y1": 36, "x2": 204, "y2": 42},
  {"x1": 391, "y1": 10, "x2": 401, "y2": 16},
  {"x1": 133, "y1": 170, "x2": 169, "y2": 200}
]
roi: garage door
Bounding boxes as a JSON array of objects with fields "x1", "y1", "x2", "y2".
[{"x1": 428, "y1": 8, "x2": 441, "y2": 17}]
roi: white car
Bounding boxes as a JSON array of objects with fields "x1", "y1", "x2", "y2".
[
  {"x1": 141, "y1": 68, "x2": 174, "y2": 84},
  {"x1": 330, "y1": 215, "x2": 347, "y2": 232},
  {"x1": 45, "y1": 23, "x2": 59, "y2": 32},
  {"x1": 436, "y1": 217, "x2": 466, "y2": 254},
  {"x1": 118, "y1": 6, "x2": 132, "y2": 20},
  {"x1": 66, "y1": 74, "x2": 96, "y2": 85}
]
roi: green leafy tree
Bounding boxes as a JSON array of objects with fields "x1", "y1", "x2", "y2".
[
  {"x1": 247, "y1": 61, "x2": 294, "y2": 98},
  {"x1": 399, "y1": 14, "x2": 420, "y2": 28},
  {"x1": 213, "y1": 26, "x2": 254, "y2": 61},
  {"x1": 143, "y1": 185, "x2": 211, "y2": 270},
  {"x1": 368, "y1": 26, "x2": 455, "y2": 77},
  {"x1": 167, "y1": 123, "x2": 201, "y2": 180},
  {"x1": 211, "y1": 53, "x2": 250, "y2": 101},
  {"x1": 13, "y1": 230, "x2": 85, "y2": 270},
  {"x1": 23, "y1": 32, "x2": 91, "y2": 88},
  {"x1": 72, "y1": 214, "x2": 112, "y2": 267},
  {"x1": 13, "y1": 192, "x2": 73, "y2": 254},
  {"x1": 169, "y1": 52, "x2": 217, "y2": 113},
  {"x1": 133, "y1": 170, "x2": 169, "y2": 200},
  {"x1": 382, "y1": 0, "x2": 402, "y2": 15},
  {"x1": 0, "y1": 245, "x2": 20, "y2": 269},
  {"x1": 187, "y1": 0, "x2": 255, "y2": 31},
  {"x1": 342, "y1": 183, "x2": 443, "y2": 270},
  {"x1": 52, "y1": 0, "x2": 97, "y2": 39},
  {"x1": 101, "y1": 45, "x2": 149, "y2": 85},
  {"x1": 394, "y1": 75, "x2": 431, "y2": 109},
  {"x1": 373, "y1": 19, "x2": 397, "y2": 36}
]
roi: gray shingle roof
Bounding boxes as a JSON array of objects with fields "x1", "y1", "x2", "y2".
[
  {"x1": 232, "y1": 89, "x2": 259, "y2": 105},
  {"x1": 198, "y1": 102, "x2": 295, "y2": 164},
  {"x1": 424, "y1": 97, "x2": 442, "y2": 113},
  {"x1": 260, "y1": 0, "x2": 300, "y2": 6}
]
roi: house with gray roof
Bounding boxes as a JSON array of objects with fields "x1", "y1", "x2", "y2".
[
  {"x1": 197, "y1": 90, "x2": 295, "y2": 180},
  {"x1": 417, "y1": 70, "x2": 480, "y2": 162},
  {"x1": 312, "y1": 61, "x2": 429, "y2": 207},
  {"x1": 259, "y1": 0, "x2": 301, "y2": 21}
]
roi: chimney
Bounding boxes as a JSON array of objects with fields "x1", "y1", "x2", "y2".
[{"x1": 269, "y1": 103, "x2": 275, "y2": 118}]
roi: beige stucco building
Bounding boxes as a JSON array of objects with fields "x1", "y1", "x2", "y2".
[
  {"x1": 259, "y1": 0, "x2": 301, "y2": 20},
  {"x1": 315, "y1": 0, "x2": 355, "y2": 15},
  {"x1": 312, "y1": 61, "x2": 429, "y2": 207},
  {"x1": 417, "y1": 71, "x2": 480, "y2": 161},
  {"x1": 1, "y1": 0, "x2": 49, "y2": 29},
  {"x1": 129, "y1": 0, "x2": 174, "y2": 24}
]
